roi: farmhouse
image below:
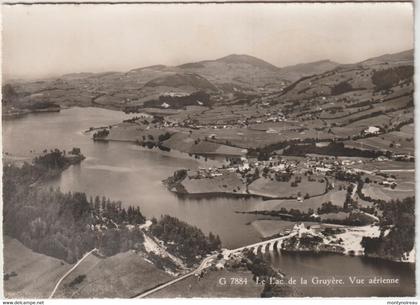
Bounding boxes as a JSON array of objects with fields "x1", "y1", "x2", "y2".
[{"x1": 364, "y1": 126, "x2": 380, "y2": 135}]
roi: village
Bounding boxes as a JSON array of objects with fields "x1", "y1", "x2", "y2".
[{"x1": 180, "y1": 153, "x2": 406, "y2": 201}]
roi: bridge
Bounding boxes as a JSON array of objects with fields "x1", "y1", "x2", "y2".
[
  {"x1": 225, "y1": 231, "x2": 298, "y2": 257},
  {"x1": 135, "y1": 226, "x2": 304, "y2": 298}
]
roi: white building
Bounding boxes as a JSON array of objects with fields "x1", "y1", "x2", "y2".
[{"x1": 364, "y1": 126, "x2": 380, "y2": 135}]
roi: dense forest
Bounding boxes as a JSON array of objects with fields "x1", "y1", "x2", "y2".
[
  {"x1": 125, "y1": 91, "x2": 211, "y2": 111},
  {"x1": 371, "y1": 66, "x2": 413, "y2": 91},
  {"x1": 150, "y1": 215, "x2": 221, "y2": 265},
  {"x1": 361, "y1": 197, "x2": 415, "y2": 261},
  {"x1": 283, "y1": 142, "x2": 383, "y2": 158},
  {"x1": 331, "y1": 81, "x2": 354, "y2": 96}
]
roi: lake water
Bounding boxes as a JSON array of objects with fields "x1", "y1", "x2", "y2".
[
  {"x1": 3, "y1": 107, "x2": 415, "y2": 297},
  {"x1": 268, "y1": 252, "x2": 415, "y2": 297}
]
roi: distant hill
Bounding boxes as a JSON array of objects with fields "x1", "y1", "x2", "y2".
[
  {"x1": 61, "y1": 72, "x2": 96, "y2": 80},
  {"x1": 129, "y1": 65, "x2": 168, "y2": 73},
  {"x1": 3, "y1": 49, "x2": 413, "y2": 112},
  {"x1": 213, "y1": 54, "x2": 279, "y2": 71},
  {"x1": 144, "y1": 73, "x2": 217, "y2": 92},
  {"x1": 277, "y1": 60, "x2": 339, "y2": 81},
  {"x1": 360, "y1": 49, "x2": 414, "y2": 65},
  {"x1": 177, "y1": 54, "x2": 285, "y2": 90}
]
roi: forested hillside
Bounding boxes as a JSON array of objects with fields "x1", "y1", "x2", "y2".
[{"x1": 3, "y1": 152, "x2": 220, "y2": 265}]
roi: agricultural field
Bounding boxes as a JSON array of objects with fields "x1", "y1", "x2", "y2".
[
  {"x1": 345, "y1": 131, "x2": 414, "y2": 154},
  {"x1": 248, "y1": 175, "x2": 326, "y2": 198},
  {"x1": 361, "y1": 184, "x2": 393, "y2": 201},
  {"x1": 106, "y1": 123, "x2": 153, "y2": 142},
  {"x1": 320, "y1": 106, "x2": 370, "y2": 120},
  {"x1": 330, "y1": 126, "x2": 365, "y2": 138},
  {"x1": 248, "y1": 121, "x2": 303, "y2": 132},
  {"x1": 181, "y1": 173, "x2": 246, "y2": 195},
  {"x1": 354, "y1": 194, "x2": 375, "y2": 208},
  {"x1": 4, "y1": 236, "x2": 71, "y2": 298},
  {"x1": 345, "y1": 114, "x2": 392, "y2": 129},
  {"x1": 162, "y1": 132, "x2": 246, "y2": 156},
  {"x1": 319, "y1": 212, "x2": 349, "y2": 221},
  {"x1": 361, "y1": 183, "x2": 414, "y2": 202},
  {"x1": 400, "y1": 123, "x2": 414, "y2": 134},
  {"x1": 381, "y1": 187, "x2": 415, "y2": 201},
  {"x1": 164, "y1": 106, "x2": 210, "y2": 122},
  {"x1": 53, "y1": 250, "x2": 173, "y2": 298},
  {"x1": 249, "y1": 189, "x2": 347, "y2": 213},
  {"x1": 186, "y1": 127, "x2": 286, "y2": 149},
  {"x1": 350, "y1": 160, "x2": 414, "y2": 172}
]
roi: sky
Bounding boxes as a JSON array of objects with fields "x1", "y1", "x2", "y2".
[{"x1": 2, "y1": 3, "x2": 414, "y2": 79}]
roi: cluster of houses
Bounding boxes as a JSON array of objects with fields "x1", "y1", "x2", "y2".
[{"x1": 187, "y1": 167, "x2": 224, "y2": 179}]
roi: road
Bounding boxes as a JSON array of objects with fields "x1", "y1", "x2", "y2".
[
  {"x1": 49, "y1": 248, "x2": 97, "y2": 299},
  {"x1": 135, "y1": 231, "x2": 297, "y2": 298},
  {"x1": 379, "y1": 169, "x2": 414, "y2": 173},
  {"x1": 134, "y1": 253, "x2": 217, "y2": 298},
  {"x1": 229, "y1": 232, "x2": 297, "y2": 253}
]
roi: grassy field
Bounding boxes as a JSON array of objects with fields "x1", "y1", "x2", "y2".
[
  {"x1": 162, "y1": 131, "x2": 246, "y2": 156},
  {"x1": 330, "y1": 126, "x2": 365, "y2": 138},
  {"x1": 325, "y1": 95, "x2": 411, "y2": 127},
  {"x1": 380, "y1": 187, "x2": 414, "y2": 200},
  {"x1": 354, "y1": 194, "x2": 375, "y2": 208},
  {"x1": 345, "y1": 131, "x2": 414, "y2": 154},
  {"x1": 319, "y1": 212, "x2": 349, "y2": 221},
  {"x1": 248, "y1": 176, "x2": 326, "y2": 198},
  {"x1": 400, "y1": 123, "x2": 414, "y2": 134},
  {"x1": 150, "y1": 269, "x2": 263, "y2": 298},
  {"x1": 345, "y1": 114, "x2": 392, "y2": 129},
  {"x1": 249, "y1": 189, "x2": 347, "y2": 213},
  {"x1": 361, "y1": 184, "x2": 392, "y2": 201},
  {"x1": 53, "y1": 250, "x2": 173, "y2": 298},
  {"x1": 386, "y1": 172, "x2": 415, "y2": 190},
  {"x1": 4, "y1": 236, "x2": 71, "y2": 299},
  {"x1": 349, "y1": 160, "x2": 415, "y2": 172},
  {"x1": 106, "y1": 123, "x2": 171, "y2": 143},
  {"x1": 365, "y1": 171, "x2": 415, "y2": 201},
  {"x1": 182, "y1": 173, "x2": 247, "y2": 195},
  {"x1": 175, "y1": 125, "x2": 334, "y2": 150}
]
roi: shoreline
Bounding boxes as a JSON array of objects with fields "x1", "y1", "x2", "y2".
[
  {"x1": 2, "y1": 107, "x2": 61, "y2": 119},
  {"x1": 168, "y1": 190, "x2": 262, "y2": 200}
]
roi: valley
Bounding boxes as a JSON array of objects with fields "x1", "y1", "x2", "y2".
[{"x1": 2, "y1": 49, "x2": 415, "y2": 298}]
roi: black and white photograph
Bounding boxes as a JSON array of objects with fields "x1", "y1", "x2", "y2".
[{"x1": 1, "y1": 1, "x2": 416, "y2": 299}]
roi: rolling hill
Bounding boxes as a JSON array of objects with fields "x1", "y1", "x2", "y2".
[
  {"x1": 277, "y1": 59, "x2": 340, "y2": 81},
  {"x1": 177, "y1": 54, "x2": 286, "y2": 90},
  {"x1": 360, "y1": 49, "x2": 414, "y2": 66},
  {"x1": 2, "y1": 49, "x2": 413, "y2": 116},
  {"x1": 144, "y1": 73, "x2": 217, "y2": 92}
]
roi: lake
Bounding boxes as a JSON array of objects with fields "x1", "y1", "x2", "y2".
[{"x1": 3, "y1": 107, "x2": 415, "y2": 297}]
